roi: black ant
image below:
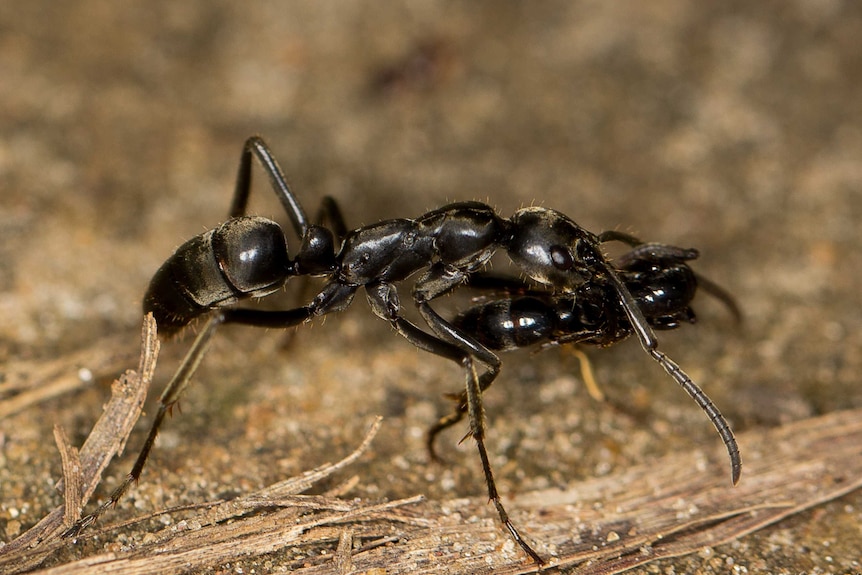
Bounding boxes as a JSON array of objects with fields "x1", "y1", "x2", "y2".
[
  {"x1": 65, "y1": 136, "x2": 740, "y2": 565},
  {"x1": 428, "y1": 242, "x2": 741, "y2": 467}
]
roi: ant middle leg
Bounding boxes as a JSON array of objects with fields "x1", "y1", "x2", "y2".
[
  {"x1": 409, "y1": 266, "x2": 507, "y2": 458},
  {"x1": 425, "y1": 368, "x2": 498, "y2": 462},
  {"x1": 459, "y1": 354, "x2": 544, "y2": 565}
]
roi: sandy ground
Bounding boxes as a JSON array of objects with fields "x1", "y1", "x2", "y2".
[{"x1": 1, "y1": 2, "x2": 861, "y2": 573}]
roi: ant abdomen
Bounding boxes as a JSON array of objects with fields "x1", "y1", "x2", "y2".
[
  {"x1": 143, "y1": 216, "x2": 291, "y2": 334},
  {"x1": 454, "y1": 297, "x2": 554, "y2": 351}
]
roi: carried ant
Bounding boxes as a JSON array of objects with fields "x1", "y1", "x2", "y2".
[
  {"x1": 429, "y1": 242, "x2": 741, "y2": 462},
  {"x1": 65, "y1": 137, "x2": 740, "y2": 565}
]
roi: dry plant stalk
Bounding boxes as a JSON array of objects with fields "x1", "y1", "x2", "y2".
[
  {"x1": 4, "y1": 403, "x2": 862, "y2": 573},
  {"x1": 0, "y1": 315, "x2": 159, "y2": 571},
  {"x1": 2, "y1": 315, "x2": 861, "y2": 573}
]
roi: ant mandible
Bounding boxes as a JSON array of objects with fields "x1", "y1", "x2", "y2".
[{"x1": 65, "y1": 136, "x2": 740, "y2": 566}]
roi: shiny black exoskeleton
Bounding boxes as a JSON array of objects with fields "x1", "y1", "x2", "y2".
[{"x1": 67, "y1": 137, "x2": 740, "y2": 566}]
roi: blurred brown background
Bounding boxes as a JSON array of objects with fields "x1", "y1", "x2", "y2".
[{"x1": 1, "y1": 2, "x2": 860, "y2": 572}]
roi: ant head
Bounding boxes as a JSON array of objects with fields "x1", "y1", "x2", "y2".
[
  {"x1": 507, "y1": 207, "x2": 604, "y2": 289},
  {"x1": 622, "y1": 259, "x2": 698, "y2": 325},
  {"x1": 508, "y1": 207, "x2": 660, "y2": 351}
]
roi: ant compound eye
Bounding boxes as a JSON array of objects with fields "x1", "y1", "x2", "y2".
[{"x1": 549, "y1": 245, "x2": 574, "y2": 270}]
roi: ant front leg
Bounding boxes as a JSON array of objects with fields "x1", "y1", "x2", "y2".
[
  {"x1": 599, "y1": 255, "x2": 743, "y2": 483},
  {"x1": 411, "y1": 264, "x2": 504, "y2": 458},
  {"x1": 417, "y1": 302, "x2": 543, "y2": 564},
  {"x1": 364, "y1": 282, "x2": 544, "y2": 565},
  {"x1": 410, "y1": 268, "x2": 545, "y2": 564},
  {"x1": 600, "y1": 234, "x2": 742, "y2": 479},
  {"x1": 363, "y1": 280, "x2": 476, "y2": 455}
]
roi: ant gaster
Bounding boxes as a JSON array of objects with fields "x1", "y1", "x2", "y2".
[{"x1": 65, "y1": 137, "x2": 740, "y2": 566}]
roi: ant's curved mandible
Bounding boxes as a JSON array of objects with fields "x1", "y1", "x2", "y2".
[{"x1": 65, "y1": 137, "x2": 740, "y2": 567}]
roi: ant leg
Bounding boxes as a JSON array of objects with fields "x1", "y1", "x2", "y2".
[
  {"x1": 364, "y1": 281, "x2": 476, "y2": 458},
  {"x1": 599, "y1": 230, "x2": 699, "y2": 267},
  {"x1": 600, "y1": 235, "x2": 740, "y2": 325},
  {"x1": 414, "y1": 299, "x2": 503, "y2": 451},
  {"x1": 410, "y1": 265, "x2": 507, "y2": 458},
  {"x1": 570, "y1": 347, "x2": 604, "y2": 402},
  {"x1": 598, "y1": 256, "x2": 740, "y2": 482},
  {"x1": 365, "y1": 284, "x2": 543, "y2": 564},
  {"x1": 647, "y1": 348, "x2": 741, "y2": 485},
  {"x1": 603, "y1": 237, "x2": 741, "y2": 323},
  {"x1": 425, "y1": 366, "x2": 500, "y2": 462},
  {"x1": 461, "y1": 355, "x2": 544, "y2": 565},
  {"x1": 616, "y1": 243, "x2": 699, "y2": 266},
  {"x1": 426, "y1": 408, "x2": 465, "y2": 460},
  {"x1": 230, "y1": 136, "x2": 310, "y2": 237},
  {"x1": 415, "y1": 304, "x2": 545, "y2": 564},
  {"x1": 412, "y1": 264, "x2": 501, "y2": 368},
  {"x1": 66, "y1": 284, "x2": 357, "y2": 538},
  {"x1": 64, "y1": 314, "x2": 224, "y2": 538},
  {"x1": 417, "y1": 301, "x2": 500, "y2": 371},
  {"x1": 600, "y1": 232, "x2": 700, "y2": 277},
  {"x1": 219, "y1": 281, "x2": 357, "y2": 329},
  {"x1": 694, "y1": 273, "x2": 743, "y2": 323},
  {"x1": 599, "y1": 255, "x2": 738, "y2": 484},
  {"x1": 594, "y1": 241, "x2": 741, "y2": 484},
  {"x1": 603, "y1": 234, "x2": 742, "y2": 323}
]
